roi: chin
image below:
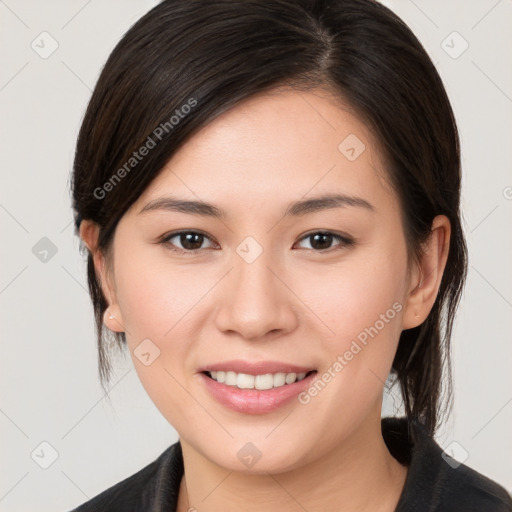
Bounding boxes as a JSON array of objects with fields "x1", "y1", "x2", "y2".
[{"x1": 192, "y1": 433, "x2": 312, "y2": 475}]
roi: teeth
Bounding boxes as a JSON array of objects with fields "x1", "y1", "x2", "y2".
[
  {"x1": 237, "y1": 373, "x2": 254, "y2": 389},
  {"x1": 285, "y1": 372, "x2": 297, "y2": 384},
  {"x1": 207, "y1": 370, "x2": 310, "y2": 389},
  {"x1": 225, "y1": 371, "x2": 237, "y2": 386},
  {"x1": 273, "y1": 372, "x2": 286, "y2": 387}
]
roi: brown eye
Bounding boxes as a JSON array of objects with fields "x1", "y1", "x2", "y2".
[
  {"x1": 177, "y1": 232, "x2": 205, "y2": 250},
  {"x1": 296, "y1": 231, "x2": 354, "y2": 252},
  {"x1": 160, "y1": 230, "x2": 216, "y2": 254}
]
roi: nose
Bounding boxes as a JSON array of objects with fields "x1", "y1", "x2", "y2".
[{"x1": 214, "y1": 247, "x2": 298, "y2": 341}]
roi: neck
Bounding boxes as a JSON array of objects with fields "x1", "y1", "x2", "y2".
[{"x1": 177, "y1": 411, "x2": 408, "y2": 512}]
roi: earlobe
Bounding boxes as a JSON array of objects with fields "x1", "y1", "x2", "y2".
[
  {"x1": 103, "y1": 306, "x2": 125, "y2": 333},
  {"x1": 402, "y1": 215, "x2": 451, "y2": 330}
]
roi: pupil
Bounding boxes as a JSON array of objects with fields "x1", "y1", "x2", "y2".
[
  {"x1": 181, "y1": 233, "x2": 203, "y2": 250},
  {"x1": 312, "y1": 233, "x2": 332, "y2": 250}
]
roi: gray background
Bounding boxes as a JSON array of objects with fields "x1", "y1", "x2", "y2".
[{"x1": 0, "y1": 0, "x2": 511, "y2": 510}]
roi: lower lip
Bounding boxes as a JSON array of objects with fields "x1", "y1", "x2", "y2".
[{"x1": 199, "y1": 372, "x2": 317, "y2": 414}]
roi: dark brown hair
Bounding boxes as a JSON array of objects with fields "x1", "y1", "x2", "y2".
[{"x1": 71, "y1": 0, "x2": 467, "y2": 435}]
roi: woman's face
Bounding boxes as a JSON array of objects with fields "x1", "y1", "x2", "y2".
[{"x1": 101, "y1": 87, "x2": 418, "y2": 472}]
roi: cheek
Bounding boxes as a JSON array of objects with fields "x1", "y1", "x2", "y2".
[
  {"x1": 112, "y1": 247, "x2": 206, "y2": 401},
  {"x1": 307, "y1": 248, "x2": 407, "y2": 343},
  {"x1": 114, "y1": 244, "x2": 207, "y2": 340},
  {"x1": 112, "y1": 249, "x2": 203, "y2": 428}
]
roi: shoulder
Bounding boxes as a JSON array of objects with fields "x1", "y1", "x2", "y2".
[
  {"x1": 68, "y1": 441, "x2": 183, "y2": 512},
  {"x1": 435, "y1": 458, "x2": 512, "y2": 512},
  {"x1": 382, "y1": 417, "x2": 512, "y2": 512}
]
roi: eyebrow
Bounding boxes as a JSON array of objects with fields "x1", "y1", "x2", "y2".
[{"x1": 138, "y1": 193, "x2": 375, "y2": 219}]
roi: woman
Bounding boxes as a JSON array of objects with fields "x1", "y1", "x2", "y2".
[{"x1": 69, "y1": 0, "x2": 512, "y2": 510}]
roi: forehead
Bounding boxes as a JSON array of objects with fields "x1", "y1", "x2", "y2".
[{"x1": 132, "y1": 87, "x2": 396, "y2": 218}]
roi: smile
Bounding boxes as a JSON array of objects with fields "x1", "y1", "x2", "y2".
[{"x1": 205, "y1": 370, "x2": 315, "y2": 390}]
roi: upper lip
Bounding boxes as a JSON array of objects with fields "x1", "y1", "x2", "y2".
[{"x1": 199, "y1": 360, "x2": 316, "y2": 375}]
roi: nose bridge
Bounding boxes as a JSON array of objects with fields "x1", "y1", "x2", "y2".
[
  {"x1": 235, "y1": 245, "x2": 277, "y2": 301},
  {"x1": 215, "y1": 239, "x2": 296, "y2": 339}
]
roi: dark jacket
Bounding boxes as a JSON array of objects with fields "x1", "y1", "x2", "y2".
[{"x1": 70, "y1": 416, "x2": 512, "y2": 511}]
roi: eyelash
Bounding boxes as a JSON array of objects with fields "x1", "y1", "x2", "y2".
[{"x1": 158, "y1": 230, "x2": 355, "y2": 256}]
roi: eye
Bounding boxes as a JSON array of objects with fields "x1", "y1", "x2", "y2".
[
  {"x1": 159, "y1": 229, "x2": 354, "y2": 255},
  {"x1": 294, "y1": 231, "x2": 354, "y2": 252},
  {"x1": 159, "y1": 230, "x2": 217, "y2": 254}
]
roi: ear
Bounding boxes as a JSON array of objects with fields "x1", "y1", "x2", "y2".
[
  {"x1": 79, "y1": 220, "x2": 125, "y2": 333},
  {"x1": 402, "y1": 215, "x2": 451, "y2": 330}
]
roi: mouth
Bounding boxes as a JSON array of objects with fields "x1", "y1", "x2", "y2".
[
  {"x1": 198, "y1": 361, "x2": 318, "y2": 414},
  {"x1": 203, "y1": 370, "x2": 317, "y2": 390}
]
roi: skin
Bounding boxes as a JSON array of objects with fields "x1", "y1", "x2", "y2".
[{"x1": 81, "y1": 86, "x2": 450, "y2": 511}]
